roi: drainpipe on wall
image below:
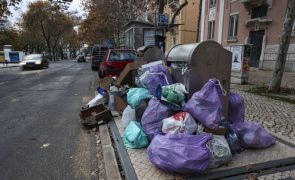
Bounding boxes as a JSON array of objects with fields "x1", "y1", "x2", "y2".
[
  {"x1": 196, "y1": 0, "x2": 202, "y2": 42},
  {"x1": 217, "y1": 0, "x2": 225, "y2": 44},
  {"x1": 200, "y1": 0, "x2": 206, "y2": 42}
]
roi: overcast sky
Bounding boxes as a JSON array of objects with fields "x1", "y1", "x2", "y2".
[{"x1": 8, "y1": 0, "x2": 84, "y2": 25}]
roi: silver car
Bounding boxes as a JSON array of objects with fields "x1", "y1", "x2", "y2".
[{"x1": 20, "y1": 54, "x2": 49, "y2": 70}]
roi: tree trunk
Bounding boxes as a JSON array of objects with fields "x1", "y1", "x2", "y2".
[
  {"x1": 158, "y1": 0, "x2": 165, "y2": 14},
  {"x1": 268, "y1": 0, "x2": 295, "y2": 92},
  {"x1": 47, "y1": 43, "x2": 52, "y2": 60},
  {"x1": 59, "y1": 46, "x2": 64, "y2": 60},
  {"x1": 40, "y1": 21, "x2": 53, "y2": 61},
  {"x1": 52, "y1": 48, "x2": 57, "y2": 61},
  {"x1": 196, "y1": 0, "x2": 202, "y2": 42}
]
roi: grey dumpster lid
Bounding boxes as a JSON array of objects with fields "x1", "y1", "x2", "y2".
[
  {"x1": 166, "y1": 43, "x2": 199, "y2": 63},
  {"x1": 165, "y1": 41, "x2": 226, "y2": 67},
  {"x1": 137, "y1": 45, "x2": 164, "y2": 62}
]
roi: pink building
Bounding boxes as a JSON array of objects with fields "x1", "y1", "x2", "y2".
[{"x1": 200, "y1": 0, "x2": 295, "y2": 71}]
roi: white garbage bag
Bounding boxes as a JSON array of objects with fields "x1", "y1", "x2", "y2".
[
  {"x1": 122, "y1": 105, "x2": 136, "y2": 128},
  {"x1": 162, "y1": 112, "x2": 198, "y2": 134},
  {"x1": 86, "y1": 93, "x2": 104, "y2": 108},
  {"x1": 207, "y1": 135, "x2": 232, "y2": 168}
]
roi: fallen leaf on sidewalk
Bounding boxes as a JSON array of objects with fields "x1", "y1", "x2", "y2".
[
  {"x1": 40, "y1": 143, "x2": 50, "y2": 149},
  {"x1": 96, "y1": 140, "x2": 100, "y2": 145},
  {"x1": 90, "y1": 169, "x2": 99, "y2": 176},
  {"x1": 245, "y1": 164, "x2": 252, "y2": 171},
  {"x1": 247, "y1": 173, "x2": 257, "y2": 180}
]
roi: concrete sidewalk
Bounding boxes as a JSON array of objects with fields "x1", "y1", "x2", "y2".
[
  {"x1": 0, "y1": 60, "x2": 75, "y2": 69},
  {"x1": 248, "y1": 68, "x2": 295, "y2": 88},
  {"x1": 0, "y1": 63, "x2": 20, "y2": 68}
]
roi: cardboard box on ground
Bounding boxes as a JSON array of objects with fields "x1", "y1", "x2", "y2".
[
  {"x1": 79, "y1": 61, "x2": 148, "y2": 128},
  {"x1": 117, "y1": 61, "x2": 147, "y2": 86},
  {"x1": 79, "y1": 104, "x2": 113, "y2": 128}
]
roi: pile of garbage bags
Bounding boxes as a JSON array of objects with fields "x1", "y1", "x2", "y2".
[{"x1": 117, "y1": 62, "x2": 276, "y2": 174}]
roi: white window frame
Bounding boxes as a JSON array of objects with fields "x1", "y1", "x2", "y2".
[
  {"x1": 228, "y1": 13, "x2": 239, "y2": 40},
  {"x1": 208, "y1": 20, "x2": 215, "y2": 40}
]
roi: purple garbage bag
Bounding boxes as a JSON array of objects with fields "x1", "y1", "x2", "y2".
[
  {"x1": 233, "y1": 121, "x2": 275, "y2": 149},
  {"x1": 228, "y1": 92, "x2": 245, "y2": 124},
  {"x1": 141, "y1": 97, "x2": 174, "y2": 139},
  {"x1": 184, "y1": 78, "x2": 225, "y2": 129},
  {"x1": 147, "y1": 133, "x2": 212, "y2": 173},
  {"x1": 144, "y1": 64, "x2": 173, "y2": 96}
]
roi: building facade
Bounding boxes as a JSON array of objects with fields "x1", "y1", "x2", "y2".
[
  {"x1": 120, "y1": 21, "x2": 165, "y2": 50},
  {"x1": 164, "y1": 0, "x2": 201, "y2": 52},
  {"x1": 200, "y1": 0, "x2": 295, "y2": 71}
]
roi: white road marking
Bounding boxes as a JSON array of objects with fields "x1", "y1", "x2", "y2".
[
  {"x1": 0, "y1": 82, "x2": 7, "y2": 85},
  {"x1": 40, "y1": 143, "x2": 50, "y2": 149}
]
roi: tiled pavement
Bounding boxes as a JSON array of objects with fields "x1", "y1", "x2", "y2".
[
  {"x1": 258, "y1": 170, "x2": 295, "y2": 180},
  {"x1": 115, "y1": 89, "x2": 295, "y2": 179},
  {"x1": 112, "y1": 69, "x2": 295, "y2": 179},
  {"x1": 115, "y1": 117, "x2": 178, "y2": 180},
  {"x1": 231, "y1": 85, "x2": 295, "y2": 142}
]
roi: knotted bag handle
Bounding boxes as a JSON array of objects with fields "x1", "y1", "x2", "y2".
[{"x1": 209, "y1": 79, "x2": 227, "y2": 96}]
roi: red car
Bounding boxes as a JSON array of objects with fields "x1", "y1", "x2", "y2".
[{"x1": 98, "y1": 49, "x2": 138, "y2": 78}]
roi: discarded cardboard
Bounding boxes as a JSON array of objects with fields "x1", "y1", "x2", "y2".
[
  {"x1": 117, "y1": 61, "x2": 147, "y2": 86},
  {"x1": 79, "y1": 104, "x2": 113, "y2": 128},
  {"x1": 204, "y1": 126, "x2": 226, "y2": 135},
  {"x1": 99, "y1": 76, "x2": 113, "y2": 90},
  {"x1": 115, "y1": 95, "x2": 128, "y2": 113}
]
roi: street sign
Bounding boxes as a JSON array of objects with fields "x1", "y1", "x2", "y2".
[
  {"x1": 104, "y1": 39, "x2": 113, "y2": 47},
  {"x1": 156, "y1": 14, "x2": 168, "y2": 27}
]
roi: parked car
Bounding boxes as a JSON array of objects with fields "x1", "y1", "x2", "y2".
[
  {"x1": 77, "y1": 55, "x2": 86, "y2": 62},
  {"x1": 91, "y1": 44, "x2": 113, "y2": 70},
  {"x1": 20, "y1": 54, "x2": 49, "y2": 70},
  {"x1": 98, "y1": 49, "x2": 138, "y2": 78}
]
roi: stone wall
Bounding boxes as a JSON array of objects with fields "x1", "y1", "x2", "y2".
[{"x1": 261, "y1": 44, "x2": 295, "y2": 72}]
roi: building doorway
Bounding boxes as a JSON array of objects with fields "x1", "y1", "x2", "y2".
[{"x1": 250, "y1": 30, "x2": 264, "y2": 67}]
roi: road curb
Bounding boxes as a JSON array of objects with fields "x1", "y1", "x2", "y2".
[
  {"x1": 0, "y1": 66, "x2": 19, "y2": 69},
  {"x1": 268, "y1": 130, "x2": 295, "y2": 148}
]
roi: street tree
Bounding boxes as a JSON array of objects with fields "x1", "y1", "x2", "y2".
[
  {"x1": 0, "y1": 0, "x2": 72, "y2": 18},
  {"x1": 268, "y1": 0, "x2": 295, "y2": 92},
  {"x1": 18, "y1": 28, "x2": 46, "y2": 53},
  {"x1": 0, "y1": 27, "x2": 21, "y2": 50},
  {"x1": 22, "y1": 1, "x2": 75, "y2": 60},
  {"x1": 60, "y1": 28, "x2": 80, "y2": 59},
  {"x1": 80, "y1": 0, "x2": 147, "y2": 46}
]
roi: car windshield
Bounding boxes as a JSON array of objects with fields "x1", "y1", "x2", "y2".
[
  {"x1": 109, "y1": 50, "x2": 137, "y2": 61},
  {"x1": 24, "y1": 54, "x2": 42, "y2": 61}
]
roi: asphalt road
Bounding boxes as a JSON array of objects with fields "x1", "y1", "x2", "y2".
[{"x1": 0, "y1": 60, "x2": 99, "y2": 180}]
